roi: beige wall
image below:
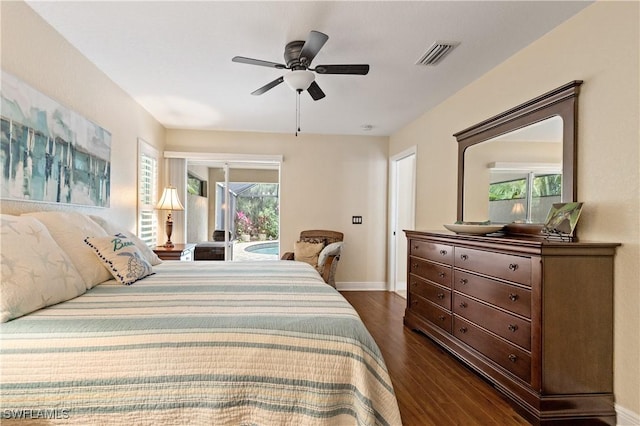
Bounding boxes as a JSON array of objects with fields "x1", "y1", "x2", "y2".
[
  {"x1": 390, "y1": 1, "x2": 640, "y2": 416},
  {"x1": 167, "y1": 130, "x2": 389, "y2": 286},
  {"x1": 0, "y1": 1, "x2": 165, "y2": 230}
]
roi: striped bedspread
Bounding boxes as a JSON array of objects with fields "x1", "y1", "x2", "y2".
[{"x1": 0, "y1": 261, "x2": 401, "y2": 425}]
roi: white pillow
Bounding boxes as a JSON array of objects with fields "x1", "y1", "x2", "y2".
[
  {"x1": 23, "y1": 211, "x2": 111, "y2": 289},
  {"x1": 0, "y1": 215, "x2": 86, "y2": 322},
  {"x1": 84, "y1": 234, "x2": 154, "y2": 285},
  {"x1": 317, "y1": 242, "x2": 343, "y2": 269},
  {"x1": 89, "y1": 215, "x2": 162, "y2": 266}
]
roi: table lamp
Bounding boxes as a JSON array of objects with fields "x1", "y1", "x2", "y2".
[{"x1": 156, "y1": 186, "x2": 184, "y2": 248}]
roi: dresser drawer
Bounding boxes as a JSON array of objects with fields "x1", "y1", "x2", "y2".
[
  {"x1": 409, "y1": 257, "x2": 452, "y2": 287},
  {"x1": 454, "y1": 247, "x2": 531, "y2": 286},
  {"x1": 409, "y1": 275, "x2": 451, "y2": 310},
  {"x1": 454, "y1": 317, "x2": 531, "y2": 383},
  {"x1": 410, "y1": 295, "x2": 452, "y2": 333},
  {"x1": 454, "y1": 270, "x2": 531, "y2": 318},
  {"x1": 410, "y1": 240, "x2": 453, "y2": 265},
  {"x1": 453, "y1": 294, "x2": 531, "y2": 350}
]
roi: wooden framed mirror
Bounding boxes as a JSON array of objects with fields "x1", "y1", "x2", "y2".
[{"x1": 454, "y1": 80, "x2": 582, "y2": 235}]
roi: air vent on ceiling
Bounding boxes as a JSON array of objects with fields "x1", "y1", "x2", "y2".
[{"x1": 416, "y1": 41, "x2": 460, "y2": 66}]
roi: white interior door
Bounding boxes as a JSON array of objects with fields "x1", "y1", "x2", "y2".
[{"x1": 388, "y1": 148, "x2": 416, "y2": 297}]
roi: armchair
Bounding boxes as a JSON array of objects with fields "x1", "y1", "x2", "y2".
[{"x1": 282, "y1": 230, "x2": 343, "y2": 288}]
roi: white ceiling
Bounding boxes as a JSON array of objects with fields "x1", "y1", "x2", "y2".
[{"x1": 25, "y1": 1, "x2": 592, "y2": 137}]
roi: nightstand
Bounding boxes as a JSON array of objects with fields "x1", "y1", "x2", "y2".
[{"x1": 153, "y1": 243, "x2": 196, "y2": 261}]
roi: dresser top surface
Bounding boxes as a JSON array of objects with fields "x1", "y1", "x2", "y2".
[{"x1": 405, "y1": 230, "x2": 620, "y2": 253}]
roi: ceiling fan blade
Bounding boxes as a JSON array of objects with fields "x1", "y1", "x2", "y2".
[
  {"x1": 232, "y1": 56, "x2": 287, "y2": 69},
  {"x1": 307, "y1": 81, "x2": 326, "y2": 101},
  {"x1": 314, "y1": 64, "x2": 370, "y2": 75},
  {"x1": 299, "y1": 31, "x2": 329, "y2": 66},
  {"x1": 251, "y1": 76, "x2": 285, "y2": 96}
]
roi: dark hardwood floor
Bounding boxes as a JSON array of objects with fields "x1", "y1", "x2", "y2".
[{"x1": 341, "y1": 291, "x2": 531, "y2": 426}]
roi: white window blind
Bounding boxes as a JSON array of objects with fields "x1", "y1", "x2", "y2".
[{"x1": 138, "y1": 140, "x2": 159, "y2": 247}]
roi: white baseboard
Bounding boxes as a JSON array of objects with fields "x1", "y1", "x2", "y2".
[
  {"x1": 617, "y1": 404, "x2": 640, "y2": 425},
  {"x1": 335, "y1": 282, "x2": 389, "y2": 291}
]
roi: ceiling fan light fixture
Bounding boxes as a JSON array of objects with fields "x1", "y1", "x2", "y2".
[{"x1": 284, "y1": 70, "x2": 315, "y2": 91}]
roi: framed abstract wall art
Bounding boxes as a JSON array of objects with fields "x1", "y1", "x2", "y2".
[{"x1": 1, "y1": 72, "x2": 111, "y2": 207}]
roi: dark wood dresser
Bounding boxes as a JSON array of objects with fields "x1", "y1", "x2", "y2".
[{"x1": 404, "y1": 230, "x2": 619, "y2": 425}]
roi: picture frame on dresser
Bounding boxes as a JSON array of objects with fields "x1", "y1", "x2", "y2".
[{"x1": 542, "y1": 202, "x2": 583, "y2": 239}]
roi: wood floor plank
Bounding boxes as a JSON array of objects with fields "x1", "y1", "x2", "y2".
[{"x1": 342, "y1": 291, "x2": 531, "y2": 426}]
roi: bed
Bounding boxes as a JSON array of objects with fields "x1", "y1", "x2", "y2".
[{"x1": 0, "y1": 212, "x2": 401, "y2": 425}]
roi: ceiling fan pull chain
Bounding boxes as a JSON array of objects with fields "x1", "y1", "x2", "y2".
[{"x1": 296, "y1": 89, "x2": 301, "y2": 136}]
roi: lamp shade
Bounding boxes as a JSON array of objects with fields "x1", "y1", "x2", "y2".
[
  {"x1": 511, "y1": 202, "x2": 525, "y2": 215},
  {"x1": 156, "y1": 186, "x2": 184, "y2": 211},
  {"x1": 283, "y1": 70, "x2": 315, "y2": 91}
]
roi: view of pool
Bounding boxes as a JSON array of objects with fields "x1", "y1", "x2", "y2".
[{"x1": 244, "y1": 242, "x2": 279, "y2": 255}]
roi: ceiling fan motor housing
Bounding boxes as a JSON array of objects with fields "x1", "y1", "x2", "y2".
[{"x1": 284, "y1": 41, "x2": 307, "y2": 69}]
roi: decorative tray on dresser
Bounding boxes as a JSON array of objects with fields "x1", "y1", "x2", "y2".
[{"x1": 404, "y1": 230, "x2": 619, "y2": 425}]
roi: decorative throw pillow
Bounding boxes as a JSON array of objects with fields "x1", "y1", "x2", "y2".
[
  {"x1": 300, "y1": 237, "x2": 326, "y2": 246},
  {"x1": 294, "y1": 240, "x2": 325, "y2": 267},
  {"x1": 89, "y1": 215, "x2": 162, "y2": 265},
  {"x1": 1, "y1": 215, "x2": 86, "y2": 322},
  {"x1": 84, "y1": 234, "x2": 154, "y2": 285},
  {"x1": 23, "y1": 211, "x2": 112, "y2": 289},
  {"x1": 317, "y1": 242, "x2": 343, "y2": 270}
]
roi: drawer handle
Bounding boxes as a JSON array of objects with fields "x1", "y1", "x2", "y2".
[
  {"x1": 414, "y1": 244, "x2": 420, "y2": 250},
  {"x1": 508, "y1": 324, "x2": 518, "y2": 332},
  {"x1": 412, "y1": 300, "x2": 418, "y2": 307},
  {"x1": 508, "y1": 354, "x2": 518, "y2": 363},
  {"x1": 459, "y1": 301, "x2": 467, "y2": 308},
  {"x1": 460, "y1": 278, "x2": 468, "y2": 285},
  {"x1": 509, "y1": 293, "x2": 519, "y2": 302},
  {"x1": 439, "y1": 249, "x2": 448, "y2": 256},
  {"x1": 438, "y1": 272, "x2": 446, "y2": 278},
  {"x1": 508, "y1": 263, "x2": 519, "y2": 271},
  {"x1": 438, "y1": 315, "x2": 446, "y2": 321},
  {"x1": 411, "y1": 281, "x2": 417, "y2": 288},
  {"x1": 459, "y1": 327, "x2": 467, "y2": 334},
  {"x1": 412, "y1": 263, "x2": 419, "y2": 269},
  {"x1": 436, "y1": 293, "x2": 445, "y2": 300},
  {"x1": 460, "y1": 254, "x2": 469, "y2": 261}
]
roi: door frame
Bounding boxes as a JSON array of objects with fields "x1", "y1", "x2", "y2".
[{"x1": 388, "y1": 146, "x2": 416, "y2": 293}]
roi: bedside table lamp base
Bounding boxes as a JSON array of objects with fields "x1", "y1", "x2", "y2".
[{"x1": 164, "y1": 214, "x2": 174, "y2": 248}]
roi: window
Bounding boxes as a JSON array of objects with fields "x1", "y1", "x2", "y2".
[
  {"x1": 489, "y1": 172, "x2": 561, "y2": 223},
  {"x1": 138, "y1": 139, "x2": 160, "y2": 247},
  {"x1": 187, "y1": 173, "x2": 207, "y2": 197}
]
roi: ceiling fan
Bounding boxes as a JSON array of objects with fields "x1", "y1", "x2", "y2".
[{"x1": 232, "y1": 30, "x2": 370, "y2": 101}]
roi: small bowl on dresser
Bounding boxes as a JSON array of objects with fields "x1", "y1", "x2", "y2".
[{"x1": 443, "y1": 223, "x2": 504, "y2": 235}]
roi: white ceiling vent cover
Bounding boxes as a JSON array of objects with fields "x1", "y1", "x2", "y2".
[{"x1": 416, "y1": 41, "x2": 460, "y2": 66}]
